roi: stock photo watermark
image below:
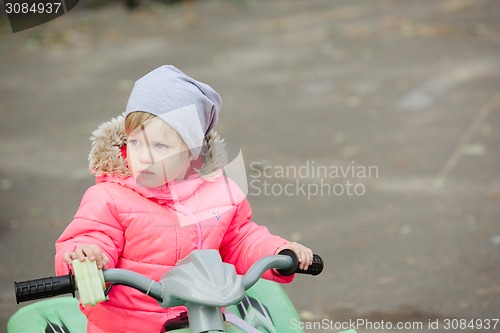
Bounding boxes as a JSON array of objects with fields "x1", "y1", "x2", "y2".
[
  {"x1": 248, "y1": 160, "x2": 379, "y2": 200},
  {"x1": 3, "y1": 0, "x2": 79, "y2": 33},
  {"x1": 290, "y1": 317, "x2": 499, "y2": 331}
]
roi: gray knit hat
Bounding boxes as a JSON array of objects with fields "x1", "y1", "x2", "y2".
[{"x1": 124, "y1": 65, "x2": 222, "y2": 159}]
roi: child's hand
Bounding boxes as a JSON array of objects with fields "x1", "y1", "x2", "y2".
[
  {"x1": 62, "y1": 244, "x2": 110, "y2": 269},
  {"x1": 277, "y1": 242, "x2": 313, "y2": 271}
]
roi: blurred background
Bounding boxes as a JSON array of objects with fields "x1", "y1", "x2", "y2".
[{"x1": 1, "y1": 0, "x2": 499, "y2": 332}]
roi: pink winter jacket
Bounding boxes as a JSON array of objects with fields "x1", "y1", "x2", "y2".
[{"x1": 54, "y1": 116, "x2": 293, "y2": 333}]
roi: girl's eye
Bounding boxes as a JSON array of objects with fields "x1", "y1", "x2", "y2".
[
  {"x1": 128, "y1": 139, "x2": 139, "y2": 145},
  {"x1": 154, "y1": 143, "x2": 169, "y2": 149}
]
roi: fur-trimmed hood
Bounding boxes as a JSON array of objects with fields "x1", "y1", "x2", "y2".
[{"x1": 88, "y1": 115, "x2": 227, "y2": 179}]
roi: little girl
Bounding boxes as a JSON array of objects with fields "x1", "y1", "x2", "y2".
[{"x1": 55, "y1": 65, "x2": 313, "y2": 333}]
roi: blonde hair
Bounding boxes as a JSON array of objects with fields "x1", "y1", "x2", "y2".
[{"x1": 125, "y1": 111, "x2": 156, "y2": 135}]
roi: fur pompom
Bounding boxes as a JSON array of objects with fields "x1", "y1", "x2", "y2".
[{"x1": 89, "y1": 115, "x2": 130, "y2": 178}]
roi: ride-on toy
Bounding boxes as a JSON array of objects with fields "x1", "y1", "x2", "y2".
[{"x1": 9, "y1": 249, "x2": 355, "y2": 333}]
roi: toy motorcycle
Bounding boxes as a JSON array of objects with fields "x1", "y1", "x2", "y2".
[{"x1": 8, "y1": 249, "x2": 356, "y2": 333}]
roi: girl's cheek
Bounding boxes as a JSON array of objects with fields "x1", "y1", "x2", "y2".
[
  {"x1": 167, "y1": 157, "x2": 182, "y2": 175},
  {"x1": 164, "y1": 155, "x2": 187, "y2": 180},
  {"x1": 125, "y1": 155, "x2": 135, "y2": 175}
]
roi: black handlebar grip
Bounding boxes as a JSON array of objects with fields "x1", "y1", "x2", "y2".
[
  {"x1": 276, "y1": 249, "x2": 324, "y2": 276},
  {"x1": 296, "y1": 254, "x2": 323, "y2": 276},
  {"x1": 14, "y1": 273, "x2": 75, "y2": 304}
]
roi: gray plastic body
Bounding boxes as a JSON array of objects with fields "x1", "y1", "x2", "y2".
[{"x1": 159, "y1": 250, "x2": 245, "y2": 333}]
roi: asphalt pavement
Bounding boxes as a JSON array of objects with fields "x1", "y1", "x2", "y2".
[{"x1": 1, "y1": 1, "x2": 499, "y2": 332}]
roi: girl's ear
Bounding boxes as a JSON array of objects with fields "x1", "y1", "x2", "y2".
[{"x1": 120, "y1": 144, "x2": 128, "y2": 160}]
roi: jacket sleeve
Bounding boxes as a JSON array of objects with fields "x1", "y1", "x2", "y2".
[
  {"x1": 54, "y1": 184, "x2": 124, "y2": 276},
  {"x1": 219, "y1": 187, "x2": 294, "y2": 283}
]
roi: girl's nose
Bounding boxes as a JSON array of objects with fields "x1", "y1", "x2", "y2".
[{"x1": 139, "y1": 146, "x2": 155, "y2": 164}]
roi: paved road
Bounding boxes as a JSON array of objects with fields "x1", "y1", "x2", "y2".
[{"x1": 1, "y1": 1, "x2": 499, "y2": 332}]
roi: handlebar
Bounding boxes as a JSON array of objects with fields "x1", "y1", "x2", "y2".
[
  {"x1": 243, "y1": 249, "x2": 323, "y2": 289},
  {"x1": 276, "y1": 249, "x2": 324, "y2": 276},
  {"x1": 15, "y1": 273, "x2": 75, "y2": 304},
  {"x1": 102, "y1": 269, "x2": 164, "y2": 303},
  {"x1": 14, "y1": 250, "x2": 323, "y2": 305}
]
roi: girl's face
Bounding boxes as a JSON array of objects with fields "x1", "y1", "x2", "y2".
[{"x1": 126, "y1": 117, "x2": 192, "y2": 188}]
